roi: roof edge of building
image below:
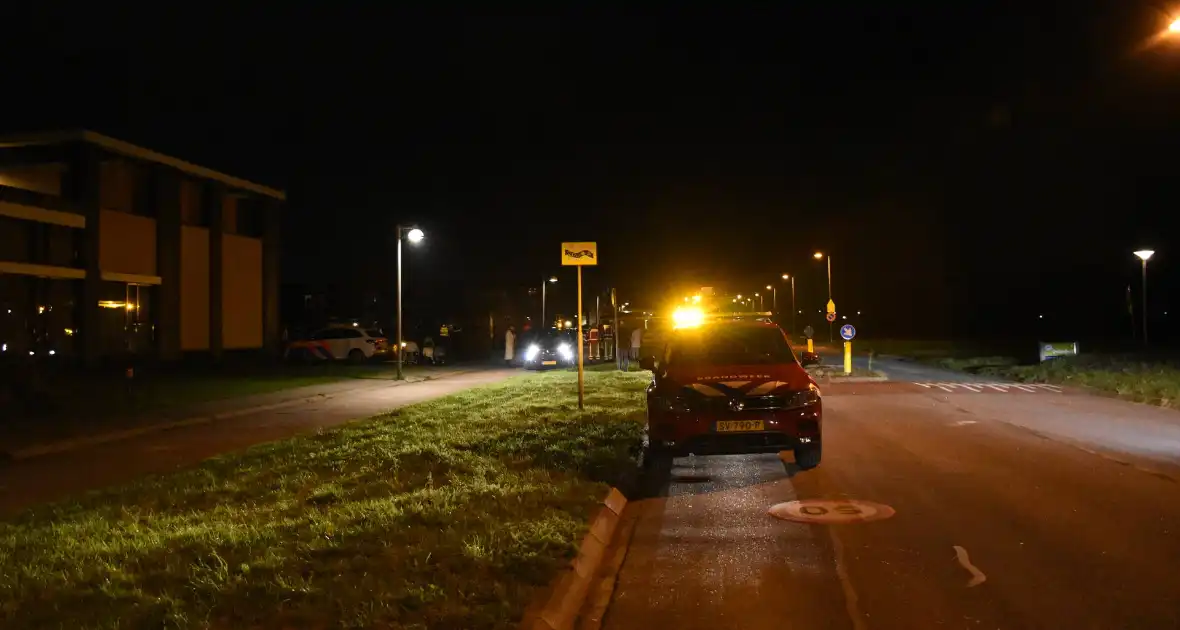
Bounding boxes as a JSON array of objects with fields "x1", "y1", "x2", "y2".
[{"x1": 0, "y1": 129, "x2": 286, "y2": 202}]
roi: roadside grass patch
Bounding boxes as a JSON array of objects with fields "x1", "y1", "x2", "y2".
[
  {"x1": 0, "y1": 369, "x2": 649, "y2": 629},
  {"x1": 987, "y1": 354, "x2": 1180, "y2": 407}
]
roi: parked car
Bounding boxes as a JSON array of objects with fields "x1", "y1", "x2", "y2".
[
  {"x1": 640, "y1": 315, "x2": 823, "y2": 471},
  {"x1": 285, "y1": 325, "x2": 390, "y2": 363}
]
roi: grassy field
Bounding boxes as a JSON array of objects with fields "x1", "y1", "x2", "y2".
[
  {"x1": 876, "y1": 342, "x2": 1180, "y2": 408},
  {"x1": 0, "y1": 369, "x2": 650, "y2": 629},
  {"x1": 960, "y1": 354, "x2": 1180, "y2": 407}
]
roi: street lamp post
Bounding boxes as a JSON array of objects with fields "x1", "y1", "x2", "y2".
[
  {"x1": 766, "y1": 284, "x2": 776, "y2": 315},
  {"x1": 755, "y1": 292, "x2": 763, "y2": 310},
  {"x1": 1134, "y1": 249, "x2": 1155, "y2": 346},
  {"x1": 542, "y1": 276, "x2": 558, "y2": 329},
  {"x1": 396, "y1": 225, "x2": 425, "y2": 380},
  {"x1": 814, "y1": 252, "x2": 833, "y2": 342},
  {"x1": 782, "y1": 274, "x2": 796, "y2": 335}
]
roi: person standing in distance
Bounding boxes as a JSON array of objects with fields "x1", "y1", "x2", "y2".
[{"x1": 504, "y1": 325, "x2": 516, "y2": 367}]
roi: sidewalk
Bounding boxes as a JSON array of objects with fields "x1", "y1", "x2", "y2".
[
  {"x1": 0, "y1": 366, "x2": 520, "y2": 515},
  {"x1": 0, "y1": 365, "x2": 467, "y2": 460}
]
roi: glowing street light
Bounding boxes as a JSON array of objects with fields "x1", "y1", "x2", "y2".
[
  {"x1": 780, "y1": 273, "x2": 796, "y2": 335},
  {"x1": 1134, "y1": 249, "x2": 1155, "y2": 345},
  {"x1": 541, "y1": 276, "x2": 558, "y2": 330},
  {"x1": 396, "y1": 225, "x2": 425, "y2": 380},
  {"x1": 1170, "y1": 17, "x2": 1180, "y2": 33},
  {"x1": 813, "y1": 252, "x2": 833, "y2": 342}
]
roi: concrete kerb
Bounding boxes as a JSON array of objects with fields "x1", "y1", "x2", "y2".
[
  {"x1": 6, "y1": 370, "x2": 466, "y2": 462},
  {"x1": 523, "y1": 488, "x2": 628, "y2": 630}
]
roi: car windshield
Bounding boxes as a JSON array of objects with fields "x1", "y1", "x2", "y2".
[
  {"x1": 669, "y1": 325, "x2": 795, "y2": 365},
  {"x1": 365, "y1": 328, "x2": 385, "y2": 338}
]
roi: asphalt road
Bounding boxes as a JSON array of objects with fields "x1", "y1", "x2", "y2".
[
  {"x1": 603, "y1": 360, "x2": 1180, "y2": 629},
  {"x1": 0, "y1": 367, "x2": 518, "y2": 515}
]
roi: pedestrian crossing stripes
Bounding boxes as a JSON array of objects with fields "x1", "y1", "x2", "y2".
[{"x1": 914, "y1": 382, "x2": 1062, "y2": 393}]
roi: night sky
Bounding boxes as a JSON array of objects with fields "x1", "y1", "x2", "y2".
[{"x1": 3, "y1": 3, "x2": 1179, "y2": 341}]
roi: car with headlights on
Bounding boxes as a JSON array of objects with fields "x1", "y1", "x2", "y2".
[
  {"x1": 523, "y1": 329, "x2": 577, "y2": 369},
  {"x1": 640, "y1": 317, "x2": 823, "y2": 470}
]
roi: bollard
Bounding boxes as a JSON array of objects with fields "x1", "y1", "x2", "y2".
[
  {"x1": 844, "y1": 341, "x2": 852, "y2": 375},
  {"x1": 807, "y1": 338, "x2": 814, "y2": 353}
]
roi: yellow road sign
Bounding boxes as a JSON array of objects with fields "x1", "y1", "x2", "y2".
[
  {"x1": 561, "y1": 242, "x2": 598, "y2": 266},
  {"x1": 826, "y1": 299, "x2": 836, "y2": 314}
]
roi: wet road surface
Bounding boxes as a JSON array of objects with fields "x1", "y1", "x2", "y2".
[
  {"x1": 0, "y1": 367, "x2": 518, "y2": 515},
  {"x1": 604, "y1": 364, "x2": 1180, "y2": 629}
]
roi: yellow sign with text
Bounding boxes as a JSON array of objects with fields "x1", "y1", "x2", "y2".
[{"x1": 561, "y1": 242, "x2": 598, "y2": 266}]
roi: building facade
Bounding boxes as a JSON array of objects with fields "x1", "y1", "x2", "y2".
[{"x1": 0, "y1": 130, "x2": 283, "y2": 365}]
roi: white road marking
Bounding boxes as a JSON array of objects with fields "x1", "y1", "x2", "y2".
[
  {"x1": 985, "y1": 384, "x2": 1010, "y2": 392},
  {"x1": 954, "y1": 420, "x2": 978, "y2": 426},
  {"x1": 959, "y1": 384, "x2": 982, "y2": 392},
  {"x1": 915, "y1": 383, "x2": 932, "y2": 388},
  {"x1": 830, "y1": 529, "x2": 869, "y2": 630},
  {"x1": 934, "y1": 383, "x2": 955, "y2": 392},
  {"x1": 1036, "y1": 384, "x2": 1063, "y2": 392},
  {"x1": 1014, "y1": 384, "x2": 1037, "y2": 393},
  {"x1": 953, "y1": 545, "x2": 987, "y2": 587}
]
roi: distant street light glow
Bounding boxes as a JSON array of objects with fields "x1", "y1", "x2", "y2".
[
  {"x1": 406, "y1": 228, "x2": 425, "y2": 243},
  {"x1": 813, "y1": 252, "x2": 824, "y2": 260},
  {"x1": 1134, "y1": 249, "x2": 1155, "y2": 261},
  {"x1": 1170, "y1": 18, "x2": 1180, "y2": 33}
]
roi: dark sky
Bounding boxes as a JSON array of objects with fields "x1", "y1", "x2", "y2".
[{"x1": 3, "y1": 3, "x2": 1179, "y2": 339}]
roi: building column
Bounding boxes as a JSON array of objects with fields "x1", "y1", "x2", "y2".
[
  {"x1": 64, "y1": 142, "x2": 102, "y2": 367},
  {"x1": 206, "y1": 183, "x2": 225, "y2": 360},
  {"x1": 155, "y1": 168, "x2": 182, "y2": 361},
  {"x1": 262, "y1": 199, "x2": 281, "y2": 355}
]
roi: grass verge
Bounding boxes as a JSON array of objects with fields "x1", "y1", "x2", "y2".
[
  {"x1": 0, "y1": 369, "x2": 650, "y2": 629},
  {"x1": 969, "y1": 354, "x2": 1180, "y2": 407}
]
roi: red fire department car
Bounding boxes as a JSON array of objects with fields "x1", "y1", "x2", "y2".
[{"x1": 640, "y1": 314, "x2": 823, "y2": 470}]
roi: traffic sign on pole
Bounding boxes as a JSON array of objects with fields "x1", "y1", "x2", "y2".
[
  {"x1": 803, "y1": 325, "x2": 815, "y2": 340},
  {"x1": 840, "y1": 324, "x2": 857, "y2": 340},
  {"x1": 826, "y1": 299, "x2": 836, "y2": 314},
  {"x1": 825, "y1": 312, "x2": 837, "y2": 323},
  {"x1": 562, "y1": 242, "x2": 597, "y2": 410}
]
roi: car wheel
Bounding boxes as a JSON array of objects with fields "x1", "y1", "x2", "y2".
[
  {"x1": 347, "y1": 349, "x2": 366, "y2": 364},
  {"x1": 794, "y1": 442, "x2": 822, "y2": 470}
]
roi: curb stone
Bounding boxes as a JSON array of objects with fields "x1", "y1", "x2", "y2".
[
  {"x1": 2, "y1": 371, "x2": 468, "y2": 462},
  {"x1": 522, "y1": 488, "x2": 628, "y2": 630}
]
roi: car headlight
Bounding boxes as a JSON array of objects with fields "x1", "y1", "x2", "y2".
[
  {"x1": 557, "y1": 343, "x2": 573, "y2": 359},
  {"x1": 785, "y1": 384, "x2": 821, "y2": 409},
  {"x1": 525, "y1": 344, "x2": 540, "y2": 360}
]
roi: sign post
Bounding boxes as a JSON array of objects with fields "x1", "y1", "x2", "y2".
[
  {"x1": 840, "y1": 324, "x2": 856, "y2": 375},
  {"x1": 804, "y1": 324, "x2": 815, "y2": 354},
  {"x1": 562, "y1": 242, "x2": 598, "y2": 409}
]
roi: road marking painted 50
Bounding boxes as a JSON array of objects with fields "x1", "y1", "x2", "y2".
[
  {"x1": 768, "y1": 499, "x2": 896, "y2": 524},
  {"x1": 914, "y1": 382, "x2": 1062, "y2": 393}
]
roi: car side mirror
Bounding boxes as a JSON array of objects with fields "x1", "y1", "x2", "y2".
[
  {"x1": 800, "y1": 351, "x2": 821, "y2": 367},
  {"x1": 638, "y1": 356, "x2": 657, "y2": 371}
]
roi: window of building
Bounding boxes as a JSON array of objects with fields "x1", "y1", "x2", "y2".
[
  {"x1": 0, "y1": 275, "x2": 78, "y2": 358},
  {"x1": 234, "y1": 197, "x2": 267, "y2": 238},
  {"x1": 180, "y1": 178, "x2": 208, "y2": 227},
  {"x1": 97, "y1": 281, "x2": 156, "y2": 356},
  {"x1": 99, "y1": 159, "x2": 154, "y2": 217},
  {"x1": 0, "y1": 217, "x2": 80, "y2": 268}
]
